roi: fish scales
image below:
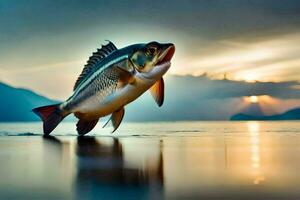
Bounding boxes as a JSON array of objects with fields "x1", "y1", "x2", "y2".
[{"x1": 66, "y1": 68, "x2": 119, "y2": 109}]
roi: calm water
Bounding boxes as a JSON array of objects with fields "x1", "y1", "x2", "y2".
[{"x1": 0, "y1": 121, "x2": 300, "y2": 199}]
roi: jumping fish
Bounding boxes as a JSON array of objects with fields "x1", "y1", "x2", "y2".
[{"x1": 33, "y1": 41, "x2": 175, "y2": 135}]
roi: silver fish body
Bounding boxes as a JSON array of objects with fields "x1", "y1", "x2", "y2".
[{"x1": 33, "y1": 41, "x2": 175, "y2": 135}]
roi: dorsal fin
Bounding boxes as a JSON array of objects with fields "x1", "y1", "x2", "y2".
[{"x1": 73, "y1": 41, "x2": 118, "y2": 91}]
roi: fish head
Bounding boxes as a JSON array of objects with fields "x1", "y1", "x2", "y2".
[{"x1": 130, "y1": 42, "x2": 175, "y2": 80}]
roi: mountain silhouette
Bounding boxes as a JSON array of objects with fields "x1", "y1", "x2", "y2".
[
  {"x1": 0, "y1": 82, "x2": 57, "y2": 121},
  {"x1": 230, "y1": 107, "x2": 300, "y2": 121}
]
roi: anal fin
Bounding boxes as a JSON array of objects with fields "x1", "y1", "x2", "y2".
[
  {"x1": 111, "y1": 107, "x2": 125, "y2": 133},
  {"x1": 77, "y1": 118, "x2": 99, "y2": 136},
  {"x1": 149, "y1": 78, "x2": 164, "y2": 107},
  {"x1": 103, "y1": 107, "x2": 125, "y2": 133}
]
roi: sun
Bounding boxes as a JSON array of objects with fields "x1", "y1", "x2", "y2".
[
  {"x1": 250, "y1": 95, "x2": 258, "y2": 103},
  {"x1": 244, "y1": 74, "x2": 258, "y2": 82}
]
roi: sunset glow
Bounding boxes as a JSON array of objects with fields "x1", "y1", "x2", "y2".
[
  {"x1": 250, "y1": 96, "x2": 258, "y2": 103},
  {"x1": 240, "y1": 95, "x2": 300, "y2": 117},
  {"x1": 244, "y1": 95, "x2": 260, "y2": 104}
]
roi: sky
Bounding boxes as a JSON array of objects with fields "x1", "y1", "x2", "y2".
[{"x1": 0, "y1": 0, "x2": 300, "y2": 100}]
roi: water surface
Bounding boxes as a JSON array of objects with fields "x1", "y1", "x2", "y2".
[{"x1": 0, "y1": 121, "x2": 299, "y2": 199}]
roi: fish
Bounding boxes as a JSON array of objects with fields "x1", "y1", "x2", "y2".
[{"x1": 33, "y1": 41, "x2": 175, "y2": 135}]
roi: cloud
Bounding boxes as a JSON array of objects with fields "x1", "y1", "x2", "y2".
[
  {"x1": 175, "y1": 32, "x2": 300, "y2": 82},
  {"x1": 124, "y1": 75, "x2": 300, "y2": 121},
  {"x1": 166, "y1": 75, "x2": 300, "y2": 99},
  {"x1": 2, "y1": 0, "x2": 300, "y2": 39}
]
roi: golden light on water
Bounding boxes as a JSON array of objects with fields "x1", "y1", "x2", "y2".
[{"x1": 247, "y1": 121, "x2": 265, "y2": 185}]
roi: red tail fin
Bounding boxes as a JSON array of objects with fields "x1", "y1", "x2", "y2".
[{"x1": 32, "y1": 104, "x2": 66, "y2": 135}]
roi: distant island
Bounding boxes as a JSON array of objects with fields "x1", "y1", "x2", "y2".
[{"x1": 230, "y1": 107, "x2": 300, "y2": 121}]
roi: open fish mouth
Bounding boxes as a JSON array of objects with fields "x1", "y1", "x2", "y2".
[
  {"x1": 156, "y1": 44, "x2": 175, "y2": 66},
  {"x1": 141, "y1": 44, "x2": 175, "y2": 80}
]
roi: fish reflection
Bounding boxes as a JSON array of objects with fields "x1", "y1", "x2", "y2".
[
  {"x1": 75, "y1": 137, "x2": 164, "y2": 200},
  {"x1": 43, "y1": 135, "x2": 62, "y2": 145},
  {"x1": 42, "y1": 135, "x2": 64, "y2": 162}
]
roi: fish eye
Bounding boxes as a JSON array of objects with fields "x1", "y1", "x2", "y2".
[{"x1": 147, "y1": 47, "x2": 156, "y2": 55}]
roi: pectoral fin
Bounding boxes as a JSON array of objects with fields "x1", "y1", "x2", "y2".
[
  {"x1": 115, "y1": 67, "x2": 135, "y2": 84},
  {"x1": 115, "y1": 59, "x2": 135, "y2": 84},
  {"x1": 103, "y1": 107, "x2": 125, "y2": 133},
  {"x1": 150, "y1": 78, "x2": 164, "y2": 107}
]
